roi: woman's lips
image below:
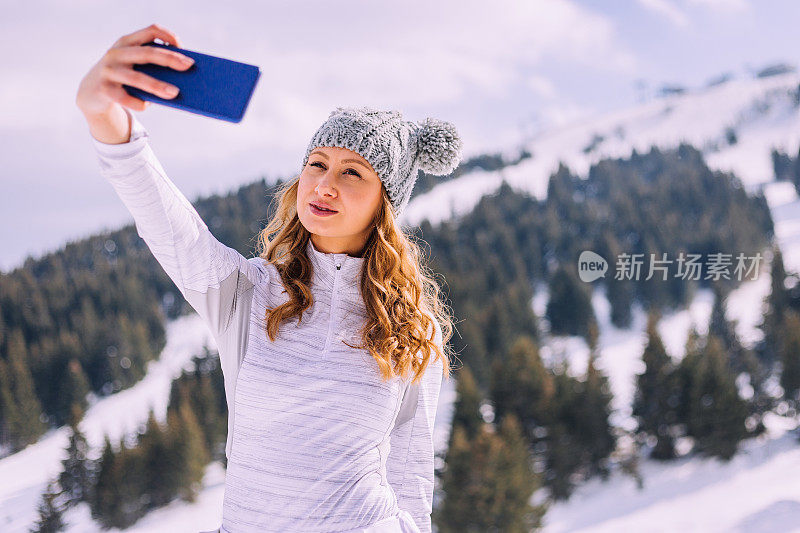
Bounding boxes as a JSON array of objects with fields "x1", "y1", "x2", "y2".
[{"x1": 309, "y1": 202, "x2": 338, "y2": 216}]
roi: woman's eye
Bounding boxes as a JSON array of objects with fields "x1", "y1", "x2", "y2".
[
  {"x1": 345, "y1": 169, "x2": 362, "y2": 178},
  {"x1": 308, "y1": 161, "x2": 361, "y2": 179}
]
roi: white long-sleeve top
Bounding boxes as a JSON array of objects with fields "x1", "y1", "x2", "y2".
[{"x1": 90, "y1": 108, "x2": 444, "y2": 533}]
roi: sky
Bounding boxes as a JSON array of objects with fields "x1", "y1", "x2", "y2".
[{"x1": 2, "y1": 0, "x2": 800, "y2": 272}]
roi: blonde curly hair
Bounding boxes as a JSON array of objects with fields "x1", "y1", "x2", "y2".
[{"x1": 254, "y1": 175, "x2": 455, "y2": 384}]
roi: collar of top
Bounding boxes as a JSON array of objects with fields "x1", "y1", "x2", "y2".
[{"x1": 305, "y1": 238, "x2": 366, "y2": 296}]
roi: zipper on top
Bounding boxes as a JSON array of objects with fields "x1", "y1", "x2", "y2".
[{"x1": 324, "y1": 260, "x2": 343, "y2": 352}]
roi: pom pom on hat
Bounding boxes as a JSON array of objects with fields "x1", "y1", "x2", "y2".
[{"x1": 416, "y1": 117, "x2": 463, "y2": 175}]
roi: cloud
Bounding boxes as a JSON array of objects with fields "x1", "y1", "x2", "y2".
[
  {"x1": 685, "y1": 0, "x2": 750, "y2": 14},
  {"x1": 527, "y1": 75, "x2": 558, "y2": 99},
  {"x1": 538, "y1": 101, "x2": 595, "y2": 130},
  {"x1": 636, "y1": 0, "x2": 690, "y2": 28},
  {"x1": 636, "y1": 0, "x2": 751, "y2": 28},
  {"x1": 1, "y1": 0, "x2": 637, "y2": 131}
]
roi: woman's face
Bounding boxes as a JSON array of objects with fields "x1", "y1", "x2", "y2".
[{"x1": 297, "y1": 146, "x2": 384, "y2": 256}]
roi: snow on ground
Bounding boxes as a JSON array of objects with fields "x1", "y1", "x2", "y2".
[
  {"x1": 763, "y1": 180, "x2": 800, "y2": 274},
  {"x1": 542, "y1": 413, "x2": 800, "y2": 533},
  {"x1": 725, "y1": 265, "x2": 770, "y2": 350}
]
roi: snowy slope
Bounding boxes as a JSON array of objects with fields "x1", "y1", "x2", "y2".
[
  {"x1": 402, "y1": 71, "x2": 800, "y2": 227},
  {"x1": 0, "y1": 316, "x2": 216, "y2": 531},
  {"x1": 542, "y1": 412, "x2": 800, "y2": 533}
]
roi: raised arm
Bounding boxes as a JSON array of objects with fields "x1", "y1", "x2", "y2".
[
  {"x1": 386, "y1": 320, "x2": 445, "y2": 533},
  {"x1": 76, "y1": 24, "x2": 269, "y2": 341},
  {"x1": 90, "y1": 107, "x2": 267, "y2": 341}
]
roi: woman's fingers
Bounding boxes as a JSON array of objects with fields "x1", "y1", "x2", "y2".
[
  {"x1": 112, "y1": 44, "x2": 193, "y2": 72},
  {"x1": 105, "y1": 62, "x2": 182, "y2": 100},
  {"x1": 103, "y1": 41, "x2": 194, "y2": 101},
  {"x1": 77, "y1": 23, "x2": 189, "y2": 119},
  {"x1": 113, "y1": 23, "x2": 183, "y2": 50}
]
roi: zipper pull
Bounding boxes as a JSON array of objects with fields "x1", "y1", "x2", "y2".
[{"x1": 336, "y1": 262, "x2": 341, "y2": 271}]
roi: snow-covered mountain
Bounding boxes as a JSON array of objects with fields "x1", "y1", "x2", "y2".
[
  {"x1": 4, "y1": 69, "x2": 800, "y2": 532},
  {"x1": 402, "y1": 70, "x2": 800, "y2": 273}
]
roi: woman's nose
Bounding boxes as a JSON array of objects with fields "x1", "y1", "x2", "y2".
[{"x1": 316, "y1": 172, "x2": 336, "y2": 195}]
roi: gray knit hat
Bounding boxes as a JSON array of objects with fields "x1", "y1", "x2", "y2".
[{"x1": 300, "y1": 106, "x2": 463, "y2": 218}]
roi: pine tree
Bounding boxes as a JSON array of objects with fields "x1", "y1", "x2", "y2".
[
  {"x1": 543, "y1": 371, "x2": 583, "y2": 500},
  {"x1": 448, "y1": 365, "x2": 484, "y2": 447},
  {"x1": 30, "y1": 478, "x2": 66, "y2": 533},
  {"x1": 709, "y1": 284, "x2": 762, "y2": 379},
  {"x1": 709, "y1": 284, "x2": 770, "y2": 436},
  {"x1": 633, "y1": 312, "x2": 678, "y2": 460},
  {"x1": 490, "y1": 335, "x2": 554, "y2": 443},
  {"x1": 0, "y1": 358, "x2": 21, "y2": 449},
  {"x1": 436, "y1": 425, "x2": 479, "y2": 531},
  {"x1": 675, "y1": 324, "x2": 704, "y2": 436},
  {"x1": 436, "y1": 417, "x2": 545, "y2": 532},
  {"x1": 768, "y1": 247, "x2": 790, "y2": 323},
  {"x1": 492, "y1": 415, "x2": 547, "y2": 531},
  {"x1": 58, "y1": 406, "x2": 93, "y2": 506},
  {"x1": 89, "y1": 436, "x2": 123, "y2": 527},
  {"x1": 762, "y1": 246, "x2": 790, "y2": 363},
  {"x1": 89, "y1": 434, "x2": 149, "y2": 529},
  {"x1": 138, "y1": 409, "x2": 174, "y2": 508},
  {"x1": 599, "y1": 230, "x2": 635, "y2": 329},
  {"x1": 114, "y1": 440, "x2": 148, "y2": 527},
  {"x1": 779, "y1": 310, "x2": 800, "y2": 405},
  {"x1": 586, "y1": 319, "x2": 600, "y2": 354},
  {"x1": 55, "y1": 359, "x2": 90, "y2": 427},
  {"x1": 576, "y1": 350, "x2": 616, "y2": 479},
  {"x1": 194, "y1": 372, "x2": 224, "y2": 459},
  {"x1": 2, "y1": 328, "x2": 47, "y2": 451},
  {"x1": 166, "y1": 397, "x2": 209, "y2": 503},
  {"x1": 546, "y1": 264, "x2": 595, "y2": 339},
  {"x1": 686, "y1": 335, "x2": 749, "y2": 460}
]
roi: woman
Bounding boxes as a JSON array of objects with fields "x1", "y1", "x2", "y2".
[{"x1": 76, "y1": 24, "x2": 461, "y2": 533}]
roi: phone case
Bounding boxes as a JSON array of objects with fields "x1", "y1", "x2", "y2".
[{"x1": 123, "y1": 41, "x2": 261, "y2": 123}]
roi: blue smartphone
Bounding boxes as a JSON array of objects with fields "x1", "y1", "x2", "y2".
[{"x1": 123, "y1": 41, "x2": 261, "y2": 123}]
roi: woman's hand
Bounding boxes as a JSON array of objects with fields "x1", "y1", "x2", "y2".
[{"x1": 76, "y1": 23, "x2": 194, "y2": 143}]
